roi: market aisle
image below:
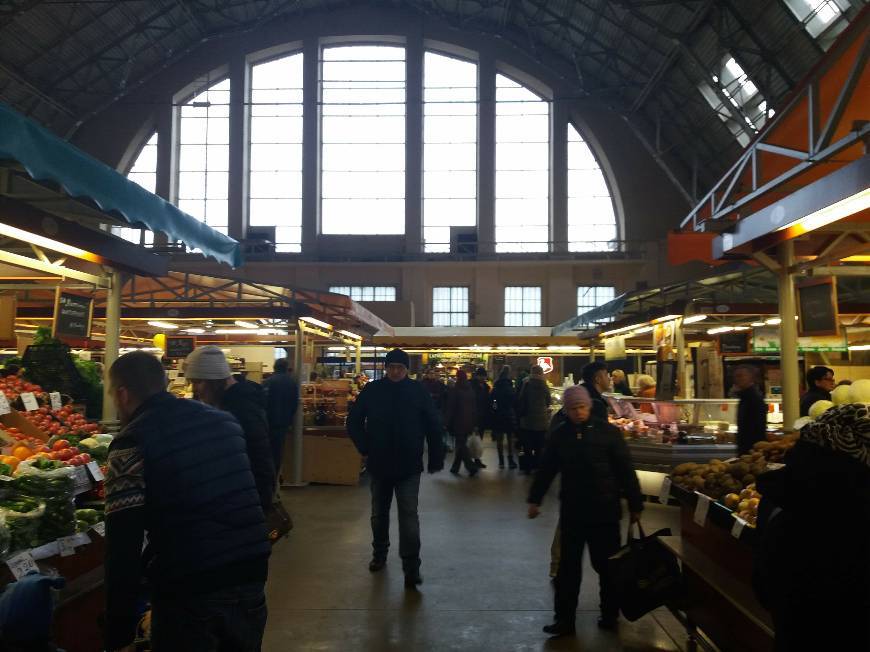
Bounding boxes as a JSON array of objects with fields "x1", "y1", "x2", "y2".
[{"x1": 264, "y1": 444, "x2": 684, "y2": 651}]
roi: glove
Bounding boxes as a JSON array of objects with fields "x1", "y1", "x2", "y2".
[{"x1": 427, "y1": 461, "x2": 444, "y2": 474}]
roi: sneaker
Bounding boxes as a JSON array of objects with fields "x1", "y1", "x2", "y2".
[
  {"x1": 542, "y1": 621, "x2": 575, "y2": 637},
  {"x1": 404, "y1": 570, "x2": 423, "y2": 589},
  {"x1": 368, "y1": 558, "x2": 386, "y2": 572}
]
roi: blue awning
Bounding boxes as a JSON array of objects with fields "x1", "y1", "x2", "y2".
[{"x1": 0, "y1": 103, "x2": 241, "y2": 267}]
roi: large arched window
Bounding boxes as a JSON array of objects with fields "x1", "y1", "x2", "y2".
[
  {"x1": 567, "y1": 125, "x2": 617, "y2": 252},
  {"x1": 116, "y1": 133, "x2": 157, "y2": 245}
]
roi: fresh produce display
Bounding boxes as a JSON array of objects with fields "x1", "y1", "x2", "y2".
[
  {"x1": 723, "y1": 484, "x2": 762, "y2": 527},
  {"x1": 0, "y1": 496, "x2": 45, "y2": 552},
  {"x1": 20, "y1": 405, "x2": 99, "y2": 437},
  {"x1": 0, "y1": 375, "x2": 43, "y2": 404},
  {"x1": 75, "y1": 508, "x2": 102, "y2": 533},
  {"x1": 14, "y1": 460, "x2": 76, "y2": 543},
  {"x1": 808, "y1": 400, "x2": 834, "y2": 419}
]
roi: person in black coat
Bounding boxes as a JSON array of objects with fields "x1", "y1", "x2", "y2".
[
  {"x1": 799, "y1": 365, "x2": 835, "y2": 417},
  {"x1": 491, "y1": 366, "x2": 518, "y2": 469},
  {"x1": 528, "y1": 385, "x2": 643, "y2": 637},
  {"x1": 754, "y1": 404, "x2": 870, "y2": 651},
  {"x1": 732, "y1": 364, "x2": 768, "y2": 455},
  {"x1": 347, "y1": 349, "x2": 445, "y2": 588},
  {"x1": 581, "y1": 361, "x2": 611, "y2": 421},
  {"x1": 263, "y1": 357, "x2": 299, "y2": 473},
  {"x1": 470, "y1": 367, "x2": 491, "y2": 468},
  {"x1": 610, "y1": 369, "x2": 632, "y2": 396}
]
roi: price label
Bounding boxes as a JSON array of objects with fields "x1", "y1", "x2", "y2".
[
  {"x1": 86, "y1": 461, "x2": 104, "y2": 482},
  {"x1": 58, "y1": 536, "x2": 77, "y2": 557},
  {"x1": 693, "y1": 492, "x2": 711, "y2": 526},
  {"x1": 49, "y1": 392, "x2": 62, "y2": 410},
  {"x1": 72, "y1": 532, "x2": 91, "y2": 547},
  {"x1": 90, "y1": 522, "x2": 106, "y2": 537},
  {"x1": 659, "y1": 477, "x2": 672, "y2": 505},
  {"x1": 731, "y1": 516, "x2": 746, "y2": 539},
  {"x1": 6, "y1": 551, "x2": 38, "y2": 579},
  {"x1": 20, "y1": 392, "x2": 39, "y2": 411},
  {"x1": 0, "y1": 393, "x2": 10, "y2": 416},
  {"x1": 72, "y1": 466, "x2": 92, "y2": 495},
  {"x1": 31, "y1": 541, "x2": 60, "y2": 560}
]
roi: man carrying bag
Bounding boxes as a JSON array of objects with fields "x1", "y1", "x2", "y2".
[{"x1": 527, "y1": 385, "x2": 643, "y2": 637}]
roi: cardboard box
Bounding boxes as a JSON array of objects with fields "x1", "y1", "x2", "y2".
[
  {"x1": 0, "y1": 410, "x2": 49, "y2": 441},
  {"x1": 298, "y1": 434, "x2": 360, "y2": 486}
]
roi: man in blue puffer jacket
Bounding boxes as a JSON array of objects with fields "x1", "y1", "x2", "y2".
[{"x1": 103, "y1": 351, "x2": 270, "y2": 652}]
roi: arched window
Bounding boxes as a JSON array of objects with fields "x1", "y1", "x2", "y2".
[
  {"x1": 177, "y1": 78, "x2": 230, "y2": 235},
  {"x1": 567, "y1": 125, "x2": 617, "y2": 252},
  {"x1": 423, "y1": 52, "x2": 477, "y2": 252},
  {"x1": 495, "y1": 74, "x2": 549, "y2": 253},
  {"x1": 321, "y1": 45, "x2": 406, "y2": 234},
  {"x1": 117, "y1": 132, "x2": 157, "y2": 245},
  {"x1": 249, "y1": 53, "x2": 304, "y2": 252}
]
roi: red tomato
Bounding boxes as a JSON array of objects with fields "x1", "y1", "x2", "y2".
[
  {"x1": 80, "y1": 453, "x2": 91, "y2": 463},
  {"x1": 51, "y1": 439, "x2": 70, "y2": 451}
]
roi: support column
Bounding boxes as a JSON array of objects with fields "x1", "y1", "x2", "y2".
[
  {"x1": 301, "y1": 38, "x2": 320, "y2": 256},
  {"x1": 153, "y1": 97, "x2": 173, "y2": 246},
  {"x1": 778, "y1": 241, "x2": 800, "y2": 430},
  {"x1": 355, "y1": 343, "x2": 362, "y2": 375},
  {"x1": 227, "y1": 54, "x2": 248, "y2": 241},
  {"x1": 477, "y1": 55, "x2": 496, "y2": 255},
  {"x1": 404, "y1": 31, "x2": 423, "y2": 254},
  {"x1": 551, "y1": 100, "x2": 569, "y2": 254},
  {"x1": 675, "y1": 319, "x2": 687, "y2": 398},
  {"x1": 101, "y1": 269, "x2": 122, "y2": 425},
  {"x1": 285, "y1": 326, "x2": 306, "y2": 486}
]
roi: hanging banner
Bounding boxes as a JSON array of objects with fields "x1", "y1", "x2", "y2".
[
  {"x1": 753, "y1": 327, "x2": 847, "y2": 353},
  {"x1": 604, "y1": 336, "x2": 626, "y2": 361},
  {"x1": 653, "y1": 321, "x2": 676, "y2": 361}
]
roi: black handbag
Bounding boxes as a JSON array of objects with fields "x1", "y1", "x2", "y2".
[
  {"x1": 265, "y1": 495, "x2": 293, "y2": 545},
  {"x1": 607, "y1": 523, "x2": 681, "y2": 621}
]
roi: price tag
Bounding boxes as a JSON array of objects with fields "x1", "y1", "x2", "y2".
[
  {"x1": 58, "y1": 536, "x2": 77, "y2": 557},
  {"x1": 90, "y1": 522, "x2": 106, "y2": 537},
  {"x1": 72, "y1": 466, "x2": 92, "y2": 495},
  {"x1": 766, "y1": 462, "x2": 785, "y2": 470},
  {"x1": 6, "y1": 551, "x2": 38, "y2": 579},
  {"x1": 659, "y1": 477, "x2": 672, "y2": 505},
  {"x1": 693, "y1": 492, "x2": 711, "y2": 526},
  {"x1": 0, "y1": 393, "x2": 10, "y2": 416},
  {"x1": 72, "y1": 532, "x2": 91, "y2": 547},
  {"x1": 731, "y1": 516, "x2": 746, "y2": 539},
  {"x1": 86, "y1": 461, "x2": 104, "y2": 481},
  {"x1": 20, "y1": 392, "x2": 39, "y2": 412},
  {"x1": 31, "y1": 541, "x2": 60, "y2": 560},
  {"x1": 49, "y1": 392, "x2": 62, "y2": 410}
]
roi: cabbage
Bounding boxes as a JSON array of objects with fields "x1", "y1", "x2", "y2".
[
  {"x1": 831, "y1": 384, "x2": 852, "y2": 405},
  {"x1": 808, "y1": 400, "x2": 834, "y2": 419},
  {"x1": 850, "y1": 379, "x2": 870, "y2": 404}
]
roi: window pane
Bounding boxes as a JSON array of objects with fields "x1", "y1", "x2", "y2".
[
  {"x1": 328, "y1": 286, "x2": 396, "y2": 301},
  {"x1": 432, "y1": 286, "x2": 469, "y2": 326},
  {"x1": 321, "y1": 46, "x2": 406, "y2": 234},
  {"x1": 504, "y1": 286, "x2": 542, "y2": 326},
  {"x1": 577, "y1": 286, "x2": 616, "y2": 319},
  {"x1": 567, "y1": 125, "x2": 618, "y2": 252}
]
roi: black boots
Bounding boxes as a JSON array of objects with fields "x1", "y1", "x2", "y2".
[
  {"x1": 368, "y1": 557, "x2": 386, "y2": 572},
  {"x1": 508, "y1": 456, "x2": 517, "y2": 469},
  {"x1": 542, "y1": 621, "x2": 575, "y2": 637},
  {"x1": 498, "y1": 454, "x2": 505, "y2": 469},
  {"x1": 404, "y1": 569, "x2": 423, "y2": 588}
]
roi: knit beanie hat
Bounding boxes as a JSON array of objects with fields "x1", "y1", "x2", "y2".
[
  {"x1": 184, "y1": 345, "x2": 232, "y2": 380},
  {"x1": 563, "y1": 385, "x2": 592, "y2": 408},
  {"x1": 384, "y1": 348, "x2": 410, "y2": 368}
]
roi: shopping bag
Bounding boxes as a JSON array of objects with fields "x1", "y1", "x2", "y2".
[
  {"x1": 466, "y1": 433, "x2": 484, "y2": 459},
  {"x1": 265, "y1": 495, "x2": 294, "y2": 545},
  {"x1": 607, "y1": 523, "x2": 681, "y2": 621}
]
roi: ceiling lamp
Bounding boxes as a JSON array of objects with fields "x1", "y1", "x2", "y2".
[
  {"x1": 683, "y1": 314, "x2": 708, "y2": 324},
  {"x1": 147, "y1": 320, "x2": 179, "y2": 330},
  {"x1": 765, "y1": 317, "x2": 782, "y2": 325},
  {"x1": 707, "y1": 326, "x2": 734, "y2": 335},
  {"x1": 234, "y1": 320, "x2": 259, "y2": 329},
  {"x1": 299, "y1": 316, "x2": 333, "y2": 330}
]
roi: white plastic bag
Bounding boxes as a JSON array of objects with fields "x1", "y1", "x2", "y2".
[{"x1": 467, "y1": 433, "x2": 484, "y2": 459}]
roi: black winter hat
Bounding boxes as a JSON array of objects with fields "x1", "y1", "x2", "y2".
[{"x1": 385, "y1": 348, "x2": 410, "y2": 368}]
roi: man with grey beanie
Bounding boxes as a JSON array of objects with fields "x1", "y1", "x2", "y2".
[{"x1": 347, "y1": 348, "x2": 445, "y2": 588}]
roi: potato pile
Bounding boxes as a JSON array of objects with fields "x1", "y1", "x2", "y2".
[
  {"x1": 671, "y1": 456, "x2": 768, "y2": 500},
  {"x1": 751, "y1": 433, "x2": 798, "y2": 463}
]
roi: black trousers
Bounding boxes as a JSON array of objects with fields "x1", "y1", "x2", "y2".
[
  {"x1": 370, "y1": 473, "x2": 422, "y2": 572},
  {"x1": 518, "y1": 429, "x2": 545, "y2": 472},
  {"x1": 450, "y1": 433, "x2": 477, "y2": 473},
  {"x1": 554, "y1": 513, "x2": 621, "y2": 624}
]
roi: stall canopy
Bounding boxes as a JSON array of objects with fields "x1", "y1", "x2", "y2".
[
  {"x1": 0, "y1": 103, "x2": 241, "y2": 267},
  {"x1": 375, "y1": 327, "x2": 583, "y2": 349}
]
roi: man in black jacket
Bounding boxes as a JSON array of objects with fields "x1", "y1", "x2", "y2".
[
  {"x1": 581, "y1": 361, "x2": 611, "y2": 421},
  {"x1": 799, "y1": 365, "x2": 835, "y2": 417},
  {"x1": 263, "y1": 357, "x2": 299, "y2": 473},
  {"x1": 104, "y1": 351, "x2": 270, "y2": 652},
  {"x1": 528, "y1": 384, "x2": 643, "y2": 637},
  {"x1": 347, "y1": 348, "x2": 445, "y2": 588},
  {"x1": 733, "y1": 365, "x2": 768, "y2": 455}
]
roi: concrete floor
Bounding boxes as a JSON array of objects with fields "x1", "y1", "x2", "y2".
[{"x1": 265, "y1": 444, "x2": 686, "y2": 651}]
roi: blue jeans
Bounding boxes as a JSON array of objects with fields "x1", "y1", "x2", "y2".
[
  {"x1": 150, "y1": 582, "x2": 267, "y2": 651},
  {"x1": 370, "y1": 473, "x2": 421, "y2": 572}
]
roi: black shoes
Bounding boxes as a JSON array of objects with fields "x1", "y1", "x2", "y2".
[
  {"x1": 597, "y1": 616, "x2": 618, "y2": 630},
  {"x1": 368, "y1": 558, "x2": 386, "y2": 572},
  {"x1": 475, "y1": 459, "x2": 487, "y2": 468},
  {"x1": 542, "y1": 621, "x2": 575, "y2": 637},
  {"x1": 468, "y1": 467, "x2": 479, "y2": 477},
  {"x1": 404, "y1": 570, "x2": 423, "y2": 589},
  {"x1": 450, "y1": 468, "x2": 460, "y2": 475},
  {"x1": 508, "y1": 458, "x2": 518, "y2": 469}
]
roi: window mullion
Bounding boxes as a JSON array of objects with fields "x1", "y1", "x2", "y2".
[
  {"x1": 228, "y1": 55, "x2": 247, "y2": 241},
  {"x1": 477, "y1": 54, "x2": 496, "y2": 255},
  {"x1": 302, "y1": 38, "x2": 320, "y2": 254},
  {"x1": 405, "y1": 33, "x2": 423, "y2": 254},
  {"x1": 551, "y1": 100, "x2": 568, "y2": 254}
]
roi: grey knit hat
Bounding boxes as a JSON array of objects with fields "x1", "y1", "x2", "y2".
[{"x1": 184, "y1": 345, "x2": 232, "y2": 380}]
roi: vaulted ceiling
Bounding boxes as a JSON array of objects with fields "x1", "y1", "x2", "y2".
[{"x1": 0, "y1": 0, "x2": 865, "y2": 199}]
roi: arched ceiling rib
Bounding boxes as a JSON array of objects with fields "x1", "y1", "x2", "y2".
[{"x1": 0, "y1": 0, "x2": 864, "y2": 199}]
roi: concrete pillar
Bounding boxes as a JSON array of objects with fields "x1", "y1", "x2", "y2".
[
  {"x1": 301, "y1": 38, "x2": 320, "y2": 256},
  {"x1": 285, "y1": 326, "x2": 306, "y2": 486},
  {"x1": 355, "y1": 343, "x2": 362, "y2": 375},
  {"x1": 404, "y1": 31, "x2": 423, "y2": 254},
  {"x1": 551, "y1": 100, "x2": 569, "y2": 254},
  {"x1": 477, "y1": 55, "x2": 496, "y2": 255},
  {"x1": 101, "y1": 269, "x2": 122, "y2": 424},
  {"x1": 778, "y1": 241, "x2": 800, "y2": 430},
  {"x1": 227, "y1": 54, "x2": 248, "y2": 241},
  {"x1": 153, "y1": 99, "x2": 173, "y2": 246}
]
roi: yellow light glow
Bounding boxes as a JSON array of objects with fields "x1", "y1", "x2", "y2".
[
  {"x1": 682, "y1": 314, "x2": 708, "y2": 324},
  {"x1": 777, "y1": 188, "x2": 870, "y2": 236},
  {"x1": 234, "y1": 320, "x2": 259, "y2": 329},
  {"x1": 338, "y1": 330, "x2": 362, "y2": 340},
  {"x1": 0, "y1": 222, "x2": 102, "y2": 263},
  {"x1": 840, "y1": 256, "x2": 870, "y2": 262},
  {"x1": 299, "y1": 316, "x2": 333, "y2": 330},
  {"x1": 765, "y1": 318, "x2": 782, "y2": 325},
  {"x1": 147, "y1": 320, "x2": 179, "y2": 330}
]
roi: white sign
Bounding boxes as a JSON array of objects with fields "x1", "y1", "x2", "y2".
[
  {"x1": 693, "y1": 493, "x2": 711, "y2": 526},
  {"x1": 72, "y1": 532, "x2": 91, "y2": 547},
  {"x1": 31, "y1": 541, "x2": 60, "y2": 560},
  {"x1": 49, "y1": 392, "x2": 62, "y2": 410},
  {"x1": 86, "y1": 461, "x2": 104, "y2": 482},
  {"x1": 536, "y1": 357, "x2": 554, "y2": 374},
  {"x1": 6, "y1": 551, "x2": 38, "y2": 579},
  {"x1": 0, "y1": 393, "x2": 10, "y2": 416},
  {"x1": 58, "y1": 536, "x2": 77, "y2": 557},
  {"x1": 731, "y1": 516, "x2": 746, "y2": 539},
  {"x1": 72, "y1": 466, "x2": 92, "y2": 495},
  {"x1": 90, "y1": 522, "x2": 106, "y2": 537},
  {"x1": 20, "y1": 392, "x2": 39, "y2": 411},
  {"x1": 659, "y1": 477, "x2": 672, "y2": 506},
  {"x1": 604, "y1": 336, "x2": 627, "y2": 361}
]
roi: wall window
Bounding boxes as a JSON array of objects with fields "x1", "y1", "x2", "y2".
[
  {"x1": 577, "y1": 286, "x2": 615, "y2": 316},
  {"x1": 504, "y1": 286, "x2": 541, "y2": 326},
  {"x1": 117, "y1": 133, "x2": 157, "y2": 245},
  {"x1": 432, "y1": 287, "x2": 469, "y2": 326},
  {"x1": 698, "y1": 55, "x2": 772, "y2": 147},
  {"x1": 423, "y1": 52, "x2": 477, "y2": 252},
  {"x1": 782, "y1": 0, "x2": 851, "y2": 49},
  {"x1": 568, "y1": 125, "x2": 617, "y2": 252},
  {"x1": 495, "y1": 74, "x2": 549, "y2": 253},
  {"x1": 249, "y1": 54, "x2": 303, "y2": 252},
  {"x1": 177, "y1": 78, "x2": 230, "y2": 234},
  {"x1": 321, "y1": 45, "x2": 405, "y2": 234},
  {"x1": 329, "y1": 286, "x2": 397, "y2": 301}
]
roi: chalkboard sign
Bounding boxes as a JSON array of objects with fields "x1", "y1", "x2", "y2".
[
  {"x1": 719, "y1": 331, "x2": 750, "y2": 354},
  {"x1": 53, "y1": 291, "x2": 93, "y2": 340},
  {"x1": 798, "y1": 277, "x2": 839, "y2": 337},
  {"x1": 165, "y1": 336, "x2": 196, "y2": 359}
]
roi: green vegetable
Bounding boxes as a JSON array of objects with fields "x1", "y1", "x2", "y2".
[
  {"x1": 0, "y1": 463, "x2": 11, "y2": 478},
  {"x1": 75, "y1": 508, "x2": 100, "y2": 525}
]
